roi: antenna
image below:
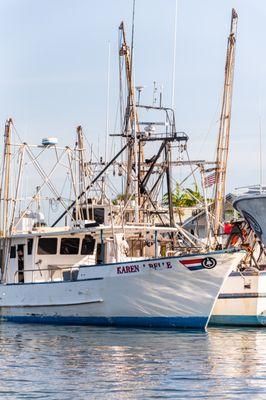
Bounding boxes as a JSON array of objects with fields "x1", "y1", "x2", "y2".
[
  {"x1": 130, "y1": 0, "x2": 136, "y2": 76},
  {"x1": 171, "y1": 0, "x2": 178, "y2": 109},
  {"x1": 131, "y1": 0, "x2": 139, "y2": 223},
  {"x1": 105, "y1": 41, "x2": 111, "y2": 163},
  {"x1": 160, "y1": 84, "x2": 164, "y2": 108},
  {"x1": 259, "y1": 114, "x2": 263, "y2": 191},
  {"x1": 152, "y1": 81, "x2": 158, "y2": 106}
]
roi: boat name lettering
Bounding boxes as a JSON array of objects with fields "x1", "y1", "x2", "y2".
[
  {"x1": 117, "y1": 265, "x2": 140, "y2": 274},
  {"x1": 148, "y1": 261, "x2": 172, "y2": 270}
]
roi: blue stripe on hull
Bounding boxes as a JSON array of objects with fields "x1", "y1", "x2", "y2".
[
  {"x1": 210, "y1": 315, "x2": 266, "y2": 326},
  {"x1": 1, "y1": 315, "x2": 208, "y2": 329},
  {"x1": 218, "y1": 293, "x2": 266, "y2": 299},
  {"x1": 187, "y1": 265, "x2": 204, "y2": 271}
]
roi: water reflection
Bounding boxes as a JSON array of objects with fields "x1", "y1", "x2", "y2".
[{"x1": 0, "y1": 324, "x2": 265, "y2": 398}]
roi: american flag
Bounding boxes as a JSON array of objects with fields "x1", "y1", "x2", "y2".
[{"x1": 204, "y1": 172, "x2": 216, "y2": 188}]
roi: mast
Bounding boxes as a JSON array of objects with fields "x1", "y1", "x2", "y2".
[
  {"x1": 171, "y1": 0, "x2": 178, "y2": 109},
  {"x1": 0, "y1": 118, "x2": 12, "y2": 280},
  {"x1": 105, "y1": 41, "x2": 111, "y2": 164},
  {"x1": 77, "y1": 125, "x2": 87, "y2": 194},
  {"x1": 76, "y1": 125, "x2": 90, "y2": 221},
  {"x1": 119, "y1": 7, "x2": 142, "y2": 222},
  {"x1": 1, "y1": 118, "x2": 12, "y2": 237},
  {"x1": 53, "y1": 16, "x2": 188, "y2": 228},
  {"x1": 213, "y1": 9, "x2": 238, "y2": 239}
]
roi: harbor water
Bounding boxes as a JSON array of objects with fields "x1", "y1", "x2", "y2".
[{"x1": 0, "y1": 324, "x2": 266, "y2": 399}]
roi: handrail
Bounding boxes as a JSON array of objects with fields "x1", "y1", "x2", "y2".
[{"x1": 13, "y1": 265, "x2": 79, "y2": 284}]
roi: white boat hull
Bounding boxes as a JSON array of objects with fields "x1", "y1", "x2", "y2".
[
  {"x1": 211, "y1": 269, "x2": 266, "y2": 326},
  {"x1": 0, "y1": 250, "x2": 244, "y2": 329},
  {"x1": 211, "y1": 193, "x2": 266, "y2": 326}
]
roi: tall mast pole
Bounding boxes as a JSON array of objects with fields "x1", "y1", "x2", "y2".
[
  {"x1": 119, "y1": 1, "x2": 142, "y2": 223},
  {"x1": 76, "y1": 125, "x2": 90, "y2": 220},
  {"x1": 1, "y1": 118, "x2": 12, "y2": 237},
  {"x1": 130, "y1": 0, "x2": 139, "y2": 224},
  {"x1": 213, "y1": 9, "x2": 238, "y2": 239},
  {"x1": 105, "y1": 41, "x2": 111, "y2": 164},
  {"x1": 77, "y1": 125, "x2": 87, "y2": 194},
  {"x1": 0, "y1": 118, "x2": 12, "y2": 281},
  {"x1": 171, "y1": 0, "x2": 178, "y2": 110}
]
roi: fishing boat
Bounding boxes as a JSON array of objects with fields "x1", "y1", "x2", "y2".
[
  {"x1": 0, "y1": 108, "x2": 244, "y2": 331},
  {"x1": 0, "y1": 122, "x2": 243, "y2": 330},
  {"x1": 211, "y1": 190, "x2": 266, "y2": 326},
  {"x1": 0, "y1": 17, "x2": 244, "y2": 329},
  {"x1": 211, "y1": 267, "x2": 266, "y2": 326},
  {"x1": 0, "y1": 222, "x2": 244, "y2": 328}
]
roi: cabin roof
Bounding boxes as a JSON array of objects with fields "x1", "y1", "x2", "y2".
[{"x1": 9, "y1": 224, "x2": 180, "y2": 239}]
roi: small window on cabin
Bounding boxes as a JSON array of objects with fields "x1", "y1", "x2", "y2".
[
  {"x1": 37, "y1": 238, "x2": 58, "y2": 255},
  {"x1": 27, "y1": 239, "x2": 33, "y2": 255},
  {"x1": 94, "y1": 208, "x2": 105, "y2": 224},
  {"x1": 60, "y1": 238, "x2": 80, "y2": 255},
  {"x1": 81, "y1": 235, "x2": 96, "y2": 255},
  {"x1": 10, "y1": 246, "x2": 16, "y2": 258},
  {"x1": 97, "y1": 243, "x2": 105, "y2": 264}
]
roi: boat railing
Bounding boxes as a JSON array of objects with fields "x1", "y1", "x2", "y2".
[{"x1": 14, "y1": 265, "x2": 79, "y2": 284}]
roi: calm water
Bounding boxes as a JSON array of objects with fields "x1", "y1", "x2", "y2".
[{"x1": 0, "y1": 324, "x2": 266, "y2": 399}]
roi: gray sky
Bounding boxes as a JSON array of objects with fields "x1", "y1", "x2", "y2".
[{"x1": 0, "y1": 0, "x2": 264, "y2": 192}]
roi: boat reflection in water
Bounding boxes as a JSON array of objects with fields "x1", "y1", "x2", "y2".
[{"x1": 0, "y1": 324, "x2": 265, "y2": 398}]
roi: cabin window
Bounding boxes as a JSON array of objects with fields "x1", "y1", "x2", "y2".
[
  {"x1": 17, "y1": 244, "x2": 24, "y2": 283},
  {"x1": 27, "y1": 239, "x2": 33, "y2": 255},
  {"x1": 37, "y1": 238, "x2": 58, "y2": 255},
  {"x1": 97, "y1": 243, "x2": 105, "y2": 264},
  {"x1": 60, "y1": 238, "x2": 80, "y2": 255},
  {"x1": 10, "y1": 246, "x2": 16, "y2": 258},
  {"x1": 81, "y1": 235, "x2": 96, "y2": 255},
  {"x1": 72, "y1": 207, "x2": 104, "y2": 224},
  {"x1": 94, "y1": 208, "x2": 105, "y2": 224}
]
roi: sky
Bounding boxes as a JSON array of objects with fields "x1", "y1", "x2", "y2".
[{"x1": 0, "y1": 0, "x2": 265, "y2": 193}]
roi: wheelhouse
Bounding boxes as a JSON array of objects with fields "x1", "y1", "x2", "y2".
[{"x1": 3, "y1": 225, "x2": 179, "y2": 284}]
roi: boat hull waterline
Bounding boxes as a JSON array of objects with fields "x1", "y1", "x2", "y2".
[{"x1": 0, "y1": 250, "x2": 244, "y2": 329}]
